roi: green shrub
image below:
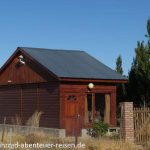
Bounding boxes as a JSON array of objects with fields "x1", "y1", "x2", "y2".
[{"x1": 87, "y1": 121, "x2": 108, "y2": 137}]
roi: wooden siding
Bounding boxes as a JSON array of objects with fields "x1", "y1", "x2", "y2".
[
  {"x1": 0, "y1": 85, "x2": 21, "y2": 124},
  {"x1": 60, "y1": 83, "x2": 117, "y2": 130},
  {"x1": 0, "y1": 53, "x2": 56, "y2": 85},
  {"x1": 0, "y1": 82, "x2": 60, "y2": 128},
  {"x1": 21, "y1": 84, "x2": 38, "y2": 123},
  {"x1": 38, "y1": 83, "x2": 60, "y2": 128}
]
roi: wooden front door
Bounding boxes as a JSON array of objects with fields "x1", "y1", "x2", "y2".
[{"x1": 64, "y1": 93, "x2": 81, "y2": 136}]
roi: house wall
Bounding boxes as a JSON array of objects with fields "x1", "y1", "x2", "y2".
[
  {"x1": 0, "y1": 53, "x2": 60, "y2": 128},
  {"x1": 60, "y1": 82, "x2": 116, "y2": 132},
  {"x1": 0, "y1": 53, "x2": 56, "y2": 85},
  {"x1": 0, "y1": 82, "x2": 60, "y2": 128}
]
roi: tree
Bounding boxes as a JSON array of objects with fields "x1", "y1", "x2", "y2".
[
  {"x1": 115, "y1": 55, "x2": 126, "y2": 103},
  {"x1": 115, "y1": 55, "x2": 123, "y2": 75},
  {"x1": 128, "y1": 42, "x2": 150, "y2": 106},
  {"x1": 115, "y1": 55, "x2": 126, "y2": 126},
  {"x1": 128, "y1": 19, "x2": 150, "y2": 107},
  {"x1": 145, "y1": 18, "x2": 150, "y2": 43}
]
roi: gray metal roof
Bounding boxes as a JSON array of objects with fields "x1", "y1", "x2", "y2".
[{"x1": 19, "y1": 47, "x2": 126, "y2": 80}]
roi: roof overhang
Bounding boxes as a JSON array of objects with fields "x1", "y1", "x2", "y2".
[{"x1": 59, "y1": 77, "x2": 128, "y2": 83}]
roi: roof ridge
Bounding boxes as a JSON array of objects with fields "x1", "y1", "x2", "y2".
[{"x1": 19, "y1": 47, "x2": 84, "y2": 52}]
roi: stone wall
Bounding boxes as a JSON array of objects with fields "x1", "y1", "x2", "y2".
[{"x1": 0, "y1": 124, "x2": 65, "y2": 138}]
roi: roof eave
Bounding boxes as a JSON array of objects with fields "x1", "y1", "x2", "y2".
[
  {"x1": 59, "y1": 77, "x2": 128, "y2": 83},
  {"x1": 0, "y1": 48, "x2": 19, "y2": 74}
]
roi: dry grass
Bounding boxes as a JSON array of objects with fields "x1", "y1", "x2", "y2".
[
  {"x1": 12, "y1": 115, "x2": 22, "y2": 126},
  {"x1": 0, "y1": 133, "x2": 144, "y2": 150},
  {"x1": 84, "y1": 138, "x2": 144, "y2": 150},
  {"x1": 26, "y1": 111, "x2": 43, "y2": 127},
  {"x1": 0, "y1": 111, "x2": 146, "y2": 150}
]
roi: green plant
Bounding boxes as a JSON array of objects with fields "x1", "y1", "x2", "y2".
[{"x1": 87, "y1": 121, "x2": 108, "y2": 137}]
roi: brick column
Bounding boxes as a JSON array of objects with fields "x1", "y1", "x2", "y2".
[{"x1": 120, "y1": 102, "x2": 134, "y2": 143}]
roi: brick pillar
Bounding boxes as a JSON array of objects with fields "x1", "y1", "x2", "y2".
[{"x1": 120, "y1": 102, "x2": 134, "y2": 143}]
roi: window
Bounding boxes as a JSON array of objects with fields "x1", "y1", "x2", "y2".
[
  {"x1": 67, "y1": 95, "x2": 76, "y2": 101},
  {"x1": 85, "y1": 93, "x2": 110, "y2": 126}
]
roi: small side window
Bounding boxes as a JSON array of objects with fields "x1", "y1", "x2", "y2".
[{"x1": 67, "y1": 95, "x2": 77, "y2": 101}]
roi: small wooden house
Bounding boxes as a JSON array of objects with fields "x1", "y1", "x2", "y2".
[{"x1": 0, "y1": 47, "x2": 127, "y2": 136}]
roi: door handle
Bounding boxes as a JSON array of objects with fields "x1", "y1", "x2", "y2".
[{"x1": 77, "y1": 114, "x2": 80, "y2": 118}]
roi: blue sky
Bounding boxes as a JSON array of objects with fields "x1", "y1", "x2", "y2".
[{"x1": 0, "y1": 0, "x2": 150, "y2": 75}]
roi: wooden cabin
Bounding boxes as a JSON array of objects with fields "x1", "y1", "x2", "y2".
[{"x1": 0, "y1": 47, "x2": 127, "y2": 136}]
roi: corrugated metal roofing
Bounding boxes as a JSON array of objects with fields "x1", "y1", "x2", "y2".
[{"x1": 19, "y1": 47, "x2": 127, "y2": 80}]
